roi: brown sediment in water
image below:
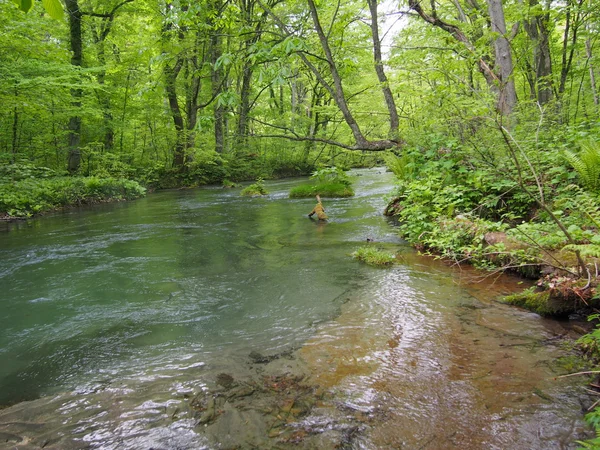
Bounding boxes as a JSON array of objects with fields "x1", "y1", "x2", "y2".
[{"x1": 296, "y1": 256, "x2": 592, "y2": 449}]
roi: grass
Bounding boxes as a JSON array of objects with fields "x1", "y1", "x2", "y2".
[
  {"x1": 289, "y1": 182, "x2": 355, "y2": 198},
  {"x1": 351, "y1": 246, "x2": 396, "y2": 267}
]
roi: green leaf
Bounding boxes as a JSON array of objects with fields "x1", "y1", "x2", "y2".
[
  {"x1": 42, "y1": 0, "x2": 64, "y2": 19},
  {"x1": 14, "y1": 0, "x2": 34, "y2": 13}
]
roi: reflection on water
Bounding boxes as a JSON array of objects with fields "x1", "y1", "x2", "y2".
[
  {"x1": 300, "y1": 258, "x2": 590, "y2": 449},
  {"x1": 0, "y1": 169, "x2": 592, "y2": 448}
]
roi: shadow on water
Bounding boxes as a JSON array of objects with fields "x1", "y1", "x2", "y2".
[{"x1": 0, "y1": 169, "x2": 593, "y2": 448}]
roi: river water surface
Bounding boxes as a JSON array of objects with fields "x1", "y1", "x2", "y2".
[{"x1": 0, "y1": 169, "x2": 592, "y2": 449}]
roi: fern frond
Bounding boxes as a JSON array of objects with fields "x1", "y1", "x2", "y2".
[
  {"x1": 563, "y1": 243, "x2": 600, "y2": 258},
  {"x1": 564, "y1": 140, "x2": 600, "y2": 192},
  {"x1": 383, "y1": 152, "x2": 415, "y2": 182},
  {"x1": 566, "y1": 184, "x2": 600, "y2": 230}
]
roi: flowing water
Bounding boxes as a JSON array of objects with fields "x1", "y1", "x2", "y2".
[{"x1": 0, "y1": 168, "x2": 592, "y2": 449}]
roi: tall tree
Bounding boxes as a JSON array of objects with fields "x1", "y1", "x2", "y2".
[
  {"x1": 367, "y1": 0, "x2": 400, "y2": 138},
  {"x1": 487, "y1": 0, "x2": 517, "y2": 115},
  {"x1": 258, "y1": 0, "x2": 401, "y2": 150},
  {"x1": 65, "y1": 0, "x2": 83, "y2": 172}
]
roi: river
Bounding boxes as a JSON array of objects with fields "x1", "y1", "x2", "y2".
[{"x1": 0, "y1": 168, "x2": 592, "y2": 449}]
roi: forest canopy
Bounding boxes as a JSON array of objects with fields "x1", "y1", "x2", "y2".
[{"x1": 1, "y1": 0, "x2": 599, "y2": 177}]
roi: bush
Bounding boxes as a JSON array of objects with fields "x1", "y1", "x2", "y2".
[
  {"x1": 0, "y1": 176, "x2": 146, "y2": 218},
  {"x1": 241, "y1": 178, "x2": 268, "y2": 196},
  {"x1": 289, "y1": 166, "x2": 355, "y2": 198}
]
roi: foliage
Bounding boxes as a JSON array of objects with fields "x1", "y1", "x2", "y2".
[
  {"x1": 0, "y1": 176, "x2": 146, "y2": 218},
  {"x1": 310, "y1": 167, "x2": 352, "y2": 186},
  {"x1": 289, "y1": 166, "x2": 355, "y2": 198},
  {"x1": 563, "y1": 141, "x2": 600, "y2": 193},
  {"x1": 11, "y1": 0, "x2": 63, "y2": 19},
  {"x1": 0, "y1": 162, "x2": 60, "y2": 182},
  {"x1": 240, "y1": 178, "x2": 268, "y2": 196},
  {"x1": 383, "y1": 152, "x2": 416, "y2": 182},
  {"x1": 577, "y1": 315, "x2": 600, "y2": 358},
  {"x1": 351, "y1": 246, "x2": 396, "y2": 267}
]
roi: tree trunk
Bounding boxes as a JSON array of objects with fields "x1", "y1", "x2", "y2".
[
  {"x1": 236, "y1": 1, "x2": 270, "y2": 145},
  {"x1": 367, "y1": 0, "x2": 399, "y2": 138},
  {"x1": 164, "y1": 57, "x2": 186, "y2": 168},
  {"x1": 522, "y1": 0, "x2": 553, "y2": 105},
  {"x1": 65, "y1": 0, "x2": 83, "y2": 173},
  {"x1": 586, "y1": 38, "x2": 599, "y2": 107},
  {"x1": 487, "y1": 0, "x2": 517, "y2": 115},
  {"x1": 559, "y1": 0, "x2": 584, "y2": 95},
  {"x1": 211, "y1": 30, "x2": 225, "y2": 153}
]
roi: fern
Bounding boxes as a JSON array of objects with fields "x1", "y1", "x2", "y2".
[
  {"x1": 383, "y1": 152, "x2": 415, "y2": 181},
  {"x1": 563, "y1": 140, "x2": 600, "y2": 193},
  {"x1": 563, "y1": 243, "x2": 600, "y2": 258},
  {"x1": 565, "y1": 184, "x2": 600, "y2": 230}
]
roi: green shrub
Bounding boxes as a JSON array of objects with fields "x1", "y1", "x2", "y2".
[
  {"x1": 241, "y1": 178, "x2": 268, "y2": 196},
  {"x1": 352, "y1": 246, "x2": 396, "y2": 266},
  {"x1": 0, "y1": 176, "x2": 146, "y2": 218}
]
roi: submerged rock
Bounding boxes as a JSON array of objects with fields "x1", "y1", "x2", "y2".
[{"x1": 216, "y1": 373, "x2": 235, "y2": 389}]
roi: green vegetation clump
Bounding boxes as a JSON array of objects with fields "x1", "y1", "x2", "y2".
[
  {"x1": 289, "y1": 182, "x2": 354, "y2": 198},
  {"x1": 240, "y1": 178, "x2": 268, "y2": 196},
  {"x1": 289, "y1": 166, "x2": 355, "y2": 198},
  {"x1": 352, "y1": 246, "x2": 396, "y2": 267},
  {"x1": 0, "y1": 175, "x2": 146, "y2": 218}
]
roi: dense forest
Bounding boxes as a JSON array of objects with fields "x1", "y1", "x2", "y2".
[{"x1": 3, "y1": 0, "x2": 600, "y2": 443}]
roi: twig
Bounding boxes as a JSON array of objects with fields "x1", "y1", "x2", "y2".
[
  {"x1": 588, "y1": 397, "x2": 600, "y2": 411},
  {"x1": 556, "y1": 371, "x2": 600, "y2": 379}
]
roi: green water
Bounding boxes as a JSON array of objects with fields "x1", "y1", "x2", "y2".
[
  {"x1": 0, "y1": 169, "x2": 592, "y2": 449},
  {"x1": 0, "y1": 170, "x2": 395, "y2": 405}
]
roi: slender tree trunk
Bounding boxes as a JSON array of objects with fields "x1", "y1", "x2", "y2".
[
  {"x1": 487, "y1": 0, "x2": 517, "y2": 115},
  {"x1": 164, "y1": 57, "x2": 186, "y2": 168},
  {"x1": 522, "y1": 0, "x2": 553, "y2": 104},
  {"x1": 211, "y1": 30, "x2": 225, "y2": 153},
  {"x1": 559, "y1": 0, "x2": 584, "y2": 95},
  {"x1": 119, "y1": 70, "x2": 131, "y2": 153},
  {"x1": 367, "y1": 0, "x2": 399, "y2": 138},
  {"x1": 306, "y1": 0, "x2": 366, "y2": 146},
  {"x1": 236, "y1": 1, "x2": 270, "y2": 145},
  {"x1": 65, "y1": 0, "x2": 83, "y2": 173},
  {"x1": 95, "y1": 35, "x2": 115, "y2": 150},
  {"x1": 12, "y1": 86, "x2": 18, "y2": 161},
  {"x1": 586, "y1": 38, "x2": 598, "y2": 107}
]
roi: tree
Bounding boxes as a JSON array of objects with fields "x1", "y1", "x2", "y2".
[{"x1": 257, "y1": 0, "x2": 402, "y2": 150}]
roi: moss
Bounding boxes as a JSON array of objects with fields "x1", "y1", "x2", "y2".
[
  {"x1": 351, "y1": 246, "x2": 396, "y2": 267},
  {"x1": 502, "y1": 288, "x2": 576, "y2": 317},
  {"x1": 289, "y1": 182, "x2": 354, "y2": 198}
]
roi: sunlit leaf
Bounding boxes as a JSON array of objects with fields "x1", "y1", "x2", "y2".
[
  {"x1": 42, "y1": 0, "x2": 64, "y2": 20},
  {"x1": 14, "y1": 0, "x2": 34, "y2": 13}
]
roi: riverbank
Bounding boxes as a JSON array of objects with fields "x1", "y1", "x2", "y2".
[
  {"x1": 383, "y1": 190, "x2": 600, "y2": 318},
  {"x1": 0, "y1": 175, "x2": 146, "y2": 220}
]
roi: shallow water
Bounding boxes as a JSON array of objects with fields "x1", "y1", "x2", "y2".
[{"x1": 0, "y1": 168, "x2": 592, "y2": 449}]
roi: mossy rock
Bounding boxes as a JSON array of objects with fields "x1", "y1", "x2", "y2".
[
  {"x1": 289, "y1": 182, "x2": 354, "y2": 198},
  {"x1": 503, "y1": 288, "x2": 583, "y2": 317}
]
